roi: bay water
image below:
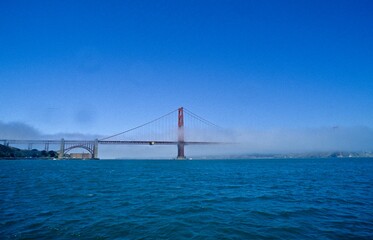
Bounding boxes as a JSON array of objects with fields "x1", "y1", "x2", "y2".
[{"x1": 1, "y1": 158, "x2": 372, "y2": 239}]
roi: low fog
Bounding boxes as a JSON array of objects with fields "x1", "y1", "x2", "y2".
[{"x1": 1, "y1": 121, "x2": 373, "y2": 159}]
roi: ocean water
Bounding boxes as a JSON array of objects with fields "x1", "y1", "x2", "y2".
[{"x1": 1, "y1": 159, "x2": 372, "y2": 239}]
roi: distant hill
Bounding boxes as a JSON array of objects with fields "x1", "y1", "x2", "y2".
[
  {"x1": 0, "y1": 144, "x2": 58, "y2": 159},
  {"x1": 192, "y1": 152, "x2": 373, "y2": 159}
]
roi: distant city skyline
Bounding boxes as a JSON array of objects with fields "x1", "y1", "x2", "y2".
[{"x1": 1, "y1": 1, "x2": 373, "y2": 157}]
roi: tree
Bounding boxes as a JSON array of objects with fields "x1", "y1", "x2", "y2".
[
  {"x1": 48, "y1": 151, "x2": 56, "y2": 158},
  {"x1": 41, "y1": 150, "x2": 48, "y2": 157}
]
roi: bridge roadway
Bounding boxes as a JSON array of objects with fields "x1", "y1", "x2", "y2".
[
  {"x1": 1, "y1": 139, "x2": 217, "y2": 145},
  {"x1": 0, "y1": 139, "x2": 218, "y2": 159},
  {"x1": 99, "y1": 140, "x2": 218, "y2": 145}
]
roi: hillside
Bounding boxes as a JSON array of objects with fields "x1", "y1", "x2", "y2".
[{"x1": 0, "y1": 144, "x2": 58, "y2": 159}]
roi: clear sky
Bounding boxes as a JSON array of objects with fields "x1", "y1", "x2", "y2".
[{"x1": 1, "y1": 1, "x2": 373, "y2": 144}]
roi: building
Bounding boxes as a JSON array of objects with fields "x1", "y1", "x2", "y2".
[{"x1": 69, "y1": 153, "x2": 91, "y2": 159}]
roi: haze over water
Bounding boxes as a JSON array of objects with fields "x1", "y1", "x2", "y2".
[{"x1": 1, "y1": 158, "x2": 372, "y2": 239}]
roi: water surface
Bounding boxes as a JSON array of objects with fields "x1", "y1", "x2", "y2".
[{"x1": 1, "y1": 158, "x2": 372, "y2": 239}]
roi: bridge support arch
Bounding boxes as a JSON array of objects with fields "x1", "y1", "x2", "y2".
[{"x1": 58, "y1": 139, "x2": 99, "y2": 159}]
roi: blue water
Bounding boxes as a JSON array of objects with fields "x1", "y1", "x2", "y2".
[{"x1": 1, "y1": 159, "x2": 373, "y2": 239}]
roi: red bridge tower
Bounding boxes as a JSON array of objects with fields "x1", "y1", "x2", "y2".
[{"x1": 177, "y1": 107, "x2": 186, "y2": 159}]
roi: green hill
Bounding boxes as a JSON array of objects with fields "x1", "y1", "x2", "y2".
[{"x1": 0, "y1": 144, "x2": 58, "y2": 159}]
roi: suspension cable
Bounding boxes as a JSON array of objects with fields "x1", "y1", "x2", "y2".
[
  {"x1": 184, "y1": 108, "x2": 222, "y2": 129},
  {"x1": 99, "y1": 109, "x2": 178, "y2": 141}
]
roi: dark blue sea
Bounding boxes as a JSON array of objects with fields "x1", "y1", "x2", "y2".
[{"x1": 1, "y1": 159, "x2": 372, "y2": 239}]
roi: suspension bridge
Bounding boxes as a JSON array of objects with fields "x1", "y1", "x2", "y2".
[{"x1": 0, "y1": 107, "x2": 225, "y2": 159}]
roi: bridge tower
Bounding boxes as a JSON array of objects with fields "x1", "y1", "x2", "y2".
[{"x1": 177, "y1": 107, "x2": 186, "y2": 159}]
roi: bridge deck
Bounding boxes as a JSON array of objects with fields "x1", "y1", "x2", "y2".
[{"x1": 1, "y1": 139, "x2": 219, "y2": 145}]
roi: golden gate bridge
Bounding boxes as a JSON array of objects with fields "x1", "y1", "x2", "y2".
[{"x1": 0, "y1": 107, "x2": 225, "y2": 159}]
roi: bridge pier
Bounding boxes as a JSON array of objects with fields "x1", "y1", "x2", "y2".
[
  {"x1": 58, "y1": 138, "x2": 65, "y2": 159},
  {"x1": 93, "y1": 139, "x2": 98, "y2": 159},
  {"x1": 177, "y1": 142, "x2": 185, "y2": 159}
]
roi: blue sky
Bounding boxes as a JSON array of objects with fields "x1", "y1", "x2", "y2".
[{"x1": 1, "y1": 0, "x2": 373, "y2": 140}]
